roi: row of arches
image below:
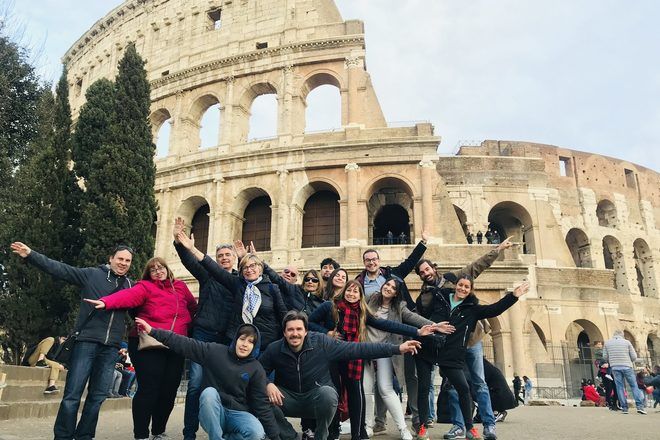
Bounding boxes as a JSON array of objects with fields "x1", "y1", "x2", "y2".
[
  {"x1": 152, "y1": 73, "x2": 346, "y2": 157},
  {"x1": 564, "y1": 228, "x2": 656, "y2": 297}
]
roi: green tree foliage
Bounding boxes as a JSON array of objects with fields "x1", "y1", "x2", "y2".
[{"x1": 80, "y1": 43, "x2": 157, "y2": 276}]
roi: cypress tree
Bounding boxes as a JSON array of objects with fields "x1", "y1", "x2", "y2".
[{"x1": 81, "y1": 43, "x2": 157, "y2": 276}]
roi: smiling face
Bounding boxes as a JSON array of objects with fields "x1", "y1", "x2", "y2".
[
  {"x1": 235, "y1": 334, "x2": 255, "y2": 359},
  {"x1": 343, "y1": 282, "x2": 362, "y2": 304},
  {"x1": 363, "y1": 251, "x2": 380, "y2": 275},
  {"x1": 240, "y1": 256, "x2": 263, "y2": 282},
  {"x1": 281, "y1": 266, "x2": 298, "y2": 284},
  {"x1": 303, "y1": 272, "x2": 320, "y2": 293},
  {"x1": 417, "y1": 261, "x2": 437, "y2": 284},
  {"x1": 148, "y1": 263, "x2": 168, "y2": 281},
  {"x1": 215, "y1": 246, "x2": 235, "y2": 271},
  {"x1": 321, "y1": 264, "x2": 335, "y2": 280},
  {"x1": 455, "y1": 278, "x2": 472, "y2": 300},
  {"x1": 109, "y1": 250, "x2": 132, "y2": 276},
  {"x1": 284, "y1": 319, "x2": 308, "y2": 352},
  {"x1": 380, "y1": 279, "x2": 398, "y2": 302},
  {"x1": 331, "y1": 270, "x2": 347, "y2": 291}
]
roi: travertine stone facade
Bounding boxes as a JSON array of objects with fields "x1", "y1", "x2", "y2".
[{"x1": 65, "y1": 0, "x2": 660, "y2": 387}]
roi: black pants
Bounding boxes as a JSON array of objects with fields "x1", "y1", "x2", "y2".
[
  {"x1": 440, "y1": 367, "x2": 473, "y2": 430},
  {"x1": 514, "y1": 388, "x2": 524, "y2": 405},
  {"x1": 603, "y1": 377, "x2": 618, "y2": 408},
  {"x1": 415, "y1": 356, "x2": 434, "y2": 428},
  {"x1": 128, "y1": 337, "x2": 185, "y2": 439},
  {"x1": 329, "y1": 363, "x2": 367, "y2": 440}
]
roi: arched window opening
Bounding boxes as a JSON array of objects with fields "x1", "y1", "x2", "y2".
[
  {"x1": 602, "y1": 235, "x2": 626, "y2": 292},
  {"x1": 248, "y1": 94, "x2": 278, "y2": 140},
  {"x1": 200, "y1": 104, "x2": 221, "y2": 149},
  {"x1": 242, "y1": 196, "x2": 272, "y2": 251},
  {"x1": 373, "y1": 205, "x2": 410, "y2": 245},
  {"x1": 305, "y1": 84, "x2": 341, "y2": 132},
  {"x1": 565, "y1": 228, "x2": 592, "y2": 268},
  {"x1": 191, "y1": 204, "x2": 210, "y2": 253},
  {"x1": 532, "y1": 321, "x2": 548, "y2": 351},
  {"x1": 633, "y1": 238, "x2": 656, "y2": 298},
  {"x1": 577, "y1": 331, "x2": 591, "y2": 362},
  {"x1": 565, "y1": 320, "x2": 604, "y2": 395},
  {"x1": 487, "y1": 202, "x2": 535, "y2": 254},
  {"x1": 623, "y1": 330, "x2": 637, "y2": 350},
  {"x1": 302, "y1": 191, "x2": 340, "y2": 248},
  {"x1": 647, "y1": 335, "x2": 660, "y2": 365},
  {"x1": 453, "y1": 205, "x2": 469, "y2": 241},
  {"x1": 596, "y1": 200, "x2": 617, "y2": 228},
  {"x1": 155, "y1": 119, "x2": 172, "y2": 157}
]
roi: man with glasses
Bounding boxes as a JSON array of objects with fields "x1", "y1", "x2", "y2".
[
  {"x1": 280, "y1": 265, "x2": 299, "y2": 284},
  {"x1": 10, "y1": 241, "x2": 133, "y2": 440},
  {"x1": 173, "y1": 218, "x2": 239, "y2": 440},
  {"x1": 354, "y1": 232, "x2": 429, "y2": 435}
]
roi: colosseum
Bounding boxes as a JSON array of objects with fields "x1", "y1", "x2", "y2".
[{"x1": 63, "y1": 0, "x2": 659, "y2": 397}]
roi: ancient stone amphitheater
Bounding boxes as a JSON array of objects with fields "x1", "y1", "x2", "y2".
[{"x1": 61, "y1": 0, "x2": 659, "y2": 396}]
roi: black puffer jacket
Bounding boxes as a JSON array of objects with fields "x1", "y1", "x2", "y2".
[
  {"x1": 200, "y1": 255, "x2": 288, "y2": 350},
  {"x1": 151, "y1": 324, "x2": 280, "y2": 440},
  {"x1": 259, "y1": 331, "x2": 401, "y2": 394},
  {"x1": 416, "y1": 284, "x2": 517, "y2": 368},
  {"x1": 174, "y1": 242, "x2": 234, "y2": 338},
  {"x1": 25, "y1": 251, "x2": 132, "y2": 347}
]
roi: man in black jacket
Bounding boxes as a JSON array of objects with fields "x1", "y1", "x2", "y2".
[
  {"x1": 10, "y1": 242, "x2": 133, "y2": 440},
  {"x1": 173, "y1": 218, "x2": 237, "y2": 440},
  {"x1": 135, "y1": 318, "x2": 280, "y2": 440},
  {"x1": 260, "y1": 311, "x2": 421, "y2": 440}
]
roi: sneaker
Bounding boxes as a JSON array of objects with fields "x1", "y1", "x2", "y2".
[
  {"x1": 443, "y1": 425, "x2": 466, "y2": 439},
  {"x1": 35, "y1": 360, "x2": 48, "y2": 367},
  {"x1": 400, "y1": 428, "x2": 414, "y2": 440},
  {"x1": 303, "y1": 429, "x2": 316, "y2": 440},
  {"x1": 637, "y1": 408, "x2": 647, "y2": 415},
  {"x1": 373, "y1": 424, "x2": 387, "y2": 436},
  {"x1": 621, "y1": 409, "x2": 629, "y2": 414},
  {"x1": 416, "y1": 425, "x2": 429, "y2": 440},
  {"x1": 340, "y1": 421, "x2": 351, "y2": 435},
  {"x1": 426, "y1": 419, "x2": 434, "y2": 427},
  {"x1": 483, "y1": 425, "x2": 497, "y2": 440},
  {"x1": 152, "y1": 434, "x2": 171, "y2": 440},
  {"x1": 366, "y1": 427, "x2": 374, "y2": 438},
  {"x1": 494, "y1": 411, "x2": 507, "y2": 423},
  {"x1": 466, "y1": 427, "x2": 481, "y2": 440},
  {"x1": 43, "y1": 385, "x2": 59, "y2": 394}
]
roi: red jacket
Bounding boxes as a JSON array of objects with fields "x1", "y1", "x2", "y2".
[{"x1": 102, "y1": 279, "x2": 197, "y2": 337}]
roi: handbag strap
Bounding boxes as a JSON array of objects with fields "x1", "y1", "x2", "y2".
[{"x1": 76, "y1": 279, "x2": 128, "y2": 335}]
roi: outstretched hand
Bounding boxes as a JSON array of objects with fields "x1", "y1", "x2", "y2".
[
  {"x1": 173, "y1": 217, "x2": 185, "y2": 242},
  {"x1": 234, "y1": 240, "x2": 247, "y2": 259},
  {"x1": 177, "y1": 230, "x2": 194, "y2": 251},
  {"x1": 399, "y1": 340, "x2": 422, "y2": 355},
  {"x1": 434, "y1": 321, "x2": 456, "y2": 335},
  {"x1": 496, "y1": 237, "x2": 514, "y2": 252},
  {"x1": 417, "y1": 324, "x2": 435, "y2": 337},
  {"x1": 512, "y1": 281, "x2": 530, "y2": 298},
  {"x1": 83, "y1": 298, "x2": 107, "y2": 309},
  {"x1": 10, "y1": 242, "x2": 31, "y2": 258},
  {"x1": 134, "y1": 317, "x2": 152, "y2": 335}
]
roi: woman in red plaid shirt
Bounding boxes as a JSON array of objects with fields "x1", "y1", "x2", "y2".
[{"x1": 309, "y1": 280, "x2": 436, "y2": 440}]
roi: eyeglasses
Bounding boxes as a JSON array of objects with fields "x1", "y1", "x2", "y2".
[
  {"x1": 243, "y1": 262, "x2": 260, "y2": 272},
  {"x1": 364, "y1": 257, "x2": 379, "y2": 263},
  {"x1": 283, "y1": 268, "x2": 298, "y2": 277},
  {"x1": 304, "y1": 277, "x2": 320, "y2": 283},
  {"x1": 149, "y1": 266, "x2": 166, "y2": 274}
]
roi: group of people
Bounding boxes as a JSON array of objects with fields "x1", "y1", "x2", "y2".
[
  {"x1": 10, "y1": 219, "x2": 528, "y2": 440},
  {"x1": 465, "y1": 230, "x2": 502, "y2": 246}
]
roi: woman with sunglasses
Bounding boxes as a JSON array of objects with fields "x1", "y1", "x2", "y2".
[
  {"x1": 175, "y1": 229, "x2": 288, "y2": 352},
  {"x1": 309, "y1": 280, "x2": 436, "y2": 440},
  {"x1": 323, "y1": 267, "x2": 348, "y2": 300},
  {"x1": 364, "y1": 277, "x2": 455, "y2": 440},
  {"x1": 265, "y1": 266, "x2": 325, "y2": 315},
  {"x1": 84, "y1": 257, "x2": 197, "y2": 440}
]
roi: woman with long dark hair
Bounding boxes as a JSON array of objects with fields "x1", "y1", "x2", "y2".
[
  {"x1": 323, "y1": 267, "x2": 348, "y2": 300},
  {"x1": 85, "y1": 257, "x2": 197, "y2": 440},
  {"x1": 309, "y1": 280, "x2": 436, "y2": 440}
]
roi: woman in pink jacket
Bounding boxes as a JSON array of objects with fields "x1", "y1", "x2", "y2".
[{"x1": 86, "y1": 257, "x2": 197, "y2": 440}]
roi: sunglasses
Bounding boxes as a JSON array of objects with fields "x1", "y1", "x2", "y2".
[
  {"x1": 304, "y1": 277, "x2": 320, "y2": 283},
  {"x1": 283, "y1": 268, "x2": 298, "y2": 277}
]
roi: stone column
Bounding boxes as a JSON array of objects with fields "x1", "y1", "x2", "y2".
[
  {"x1": 210, "y1": 177, "x2": 225, "y2": 250},
  {"x1": 221, "y1": 76, "x2": 235, "y2": 148},
  {"x1": 279, "y1": 64, "x2": 297, "y2": 144},
  {"x1": 156, "y1": 188, "x2": 173, "y2": 259},
  {"x1": 507, "y1": 300, "x2": 526, "y2": 379},
  {"x1": 345, "y1": 57, "x2": 364, "y2": 127},
  {"x1": 344, "y1": 163, "x2": 360, "y2": 245},
  {"x1": 418, "y1": 159, "x2": 436, "y2": 236}
]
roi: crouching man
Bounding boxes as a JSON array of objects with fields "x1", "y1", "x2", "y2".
[
  {"x1": 259, "y1": 310, "x2": 421, "y2": 440},
  {"x1": 134, "y1": 318, "x2": 279, "y2": 440}
]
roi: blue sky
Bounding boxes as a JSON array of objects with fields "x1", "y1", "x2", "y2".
[{"x1": 8, "y1": 0, "x2": 660, "y2": 172}]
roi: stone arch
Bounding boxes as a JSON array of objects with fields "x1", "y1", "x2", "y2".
[
  {"x1": 633, "y1": 238, "x2": 656, "y2": 297},
  {"x1": 453, "y1": 205, "x2": 469, "y2": 240},
  {"x1": 150, "y1": 108, "x2": 172, "y2": 157},
  {"x1": 365, "y1": 176, "x2": 415, "y2": 245},
  {"x1": 565, "y1": 319, "x2": 604, "y2": 389},
  {"x1": 188, "y1": 93, "x2": 222, "y2": 149},
  {"x1": 596, "y1": 199, "x2": 617, "y2": 228},
  {"x1": 487, "y1": 201, "x2": 535, "y2": 254},
  {"x1": 176, "y1": 196, "x2": 212, "y2": 253},
  {"x1": 301, "y1": 70, "x2": 344, "y2": 99},
  {"x1": 531, "y1": 321, "x2": 548, "y2": 351},
  {"x1": 602, "y1": 235, "x2": 628, "y2": 293},
  {"x1": 292, "y1": 178, "x2": 344, "y2": 210},
  {"x1": 302, "y1": 188, "x2": 340, "y2": 249},
  {"x1": 647, "y1": 334, "x2": 660, "y2": 365},
  {"x1": 565, "y1": 319, "x2": 604, "y2": 346},
  {"x1": 237, "y1": 81, "x2": 279, "y2": 142},
  {"x1": 230, "y1": 187, "x2": 275, "y2": 252},
  {"x1": 565, "y1": 228, "x2": 592, "y2": 268}
]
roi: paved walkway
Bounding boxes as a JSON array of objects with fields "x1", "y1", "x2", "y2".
[{"x1": 0, "y1": 404, "x2": 657, "y2": 439}]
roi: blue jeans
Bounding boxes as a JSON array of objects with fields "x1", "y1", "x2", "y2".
[
  {"x1": 53, "y1": 340, "x2": 118, "y2": 440},
  {"x1": 448, "y1": 342, "x2": 496, "y2": 428},
  {"x1": 428, "y1": 368, "x2": 436, "y2": 420},
  {"x1": 198, "y1": 387, "x2": 266, "y2": 440},
  {"x1": 183, "y1": 326, "x2": 219, "y2": 439},
  {"x1": 612, "y1": 368, "x2": 644, "y2": 410}
]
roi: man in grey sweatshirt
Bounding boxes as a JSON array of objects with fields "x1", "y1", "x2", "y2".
[{"x1": 603, "y1": 329, "x2": 645, "y2": 414}]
